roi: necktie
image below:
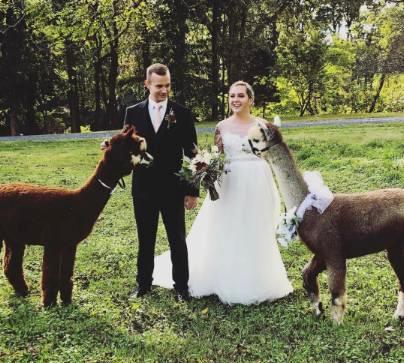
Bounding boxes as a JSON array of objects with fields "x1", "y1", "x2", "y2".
[{"x1": 153, "y1": 104, "x2": 162, "y2": 132}]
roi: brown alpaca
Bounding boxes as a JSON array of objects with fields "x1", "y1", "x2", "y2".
[
  {"x1": 248, "y1": 123, "x2": 404, "y2": 323},
  {"x1": 0, "y1": 125, "x2": 152, "y2": 307}
]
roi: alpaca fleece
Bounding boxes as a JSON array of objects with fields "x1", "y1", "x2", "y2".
[{"x1": 0, "y1": 126, "x2": 150, "y2": 307}]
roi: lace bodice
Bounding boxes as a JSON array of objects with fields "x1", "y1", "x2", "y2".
[
  {"x1": 222, "y1": 133, "x2": 257, "y2": 161},
  {"x1": 215, "y1": 118, "x2": 262, "y2": 162}
]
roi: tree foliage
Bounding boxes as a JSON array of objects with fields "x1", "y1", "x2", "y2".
[{"x1": 0, "y1": 0, "x2": 403, "y2": 135}]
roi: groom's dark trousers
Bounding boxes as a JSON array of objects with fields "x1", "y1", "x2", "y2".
[{"x1": 124, "y1": 99, "x2": 198, "y2": 291}]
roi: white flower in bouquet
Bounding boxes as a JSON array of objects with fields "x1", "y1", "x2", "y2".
[
  {"x1": 189, "y1": 161, "x2": 197, "y2": 173},
  {"x1": 201, "y1": 150, "x2": 212, "y2": 165},
  {"x1": 192, "y1": 153, "x2": 205, "y2": 165},
  {"x1": 276, "y1": 206, "x2": 301, "y2": 247}
]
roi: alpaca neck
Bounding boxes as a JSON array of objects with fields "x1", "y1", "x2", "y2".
[
  {"x1": 78, "y1": 160, "x2": 123, "y2": 216},
  {"x1": 267, "y1": 142, "x2": 308, "y2": 210}
]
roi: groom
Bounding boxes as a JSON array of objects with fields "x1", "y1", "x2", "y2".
[{"x1": 124, "y1": 63, "x2": 199, "y2": 302}]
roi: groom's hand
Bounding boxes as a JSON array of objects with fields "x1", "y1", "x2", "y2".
[{"x1": 184, "y1": 196, "x2": 198, "y2": 210}]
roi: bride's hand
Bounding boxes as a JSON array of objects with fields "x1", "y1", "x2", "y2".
[{"x1": 184, "y1": 196, "x2": 198, "y2": 210}]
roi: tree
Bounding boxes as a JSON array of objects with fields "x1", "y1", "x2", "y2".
[
  {"x1": 87, "y1": 0, "x2": 143, "y2": 129},
  {"x1": 0, "y1": 1, "x2": 60, "y2": 135},
  {"x1": 0, "y1": 1, "x2": 26, "y2": 135},
  {"x1": 1, "y1": 0, "x2": 403, "y2": 133},
  {"x1": 367, "y1": 4, "x2": 404, "y2": 112},
  {"x1": 277, "y1": 21, "x2": 328, "y2": 116}
]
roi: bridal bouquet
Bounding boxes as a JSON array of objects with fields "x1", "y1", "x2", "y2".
[
  {"x1": 276, "y1": 207, "x2": 302, "y2": 247},
  {"x1": 178, "y1": 145, "x2": 225, "y2": 201}
]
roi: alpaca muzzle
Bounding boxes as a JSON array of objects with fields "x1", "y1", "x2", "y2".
[
  {"x1": 248, "y1": 139, "x2": 269, "y2": 156},
  {"x1": 139, "y1": 151, "x2": 153, "y2": 166}
]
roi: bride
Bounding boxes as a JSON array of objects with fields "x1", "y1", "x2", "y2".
[{"x1": 153, "y1": 81, "x2": 293, "y2": 304}]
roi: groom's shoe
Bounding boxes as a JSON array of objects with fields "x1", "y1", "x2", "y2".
[
  {"x1": 175, "y1": 289, "x2": 191, "y2": 303},
  {"x1": 129, "y1": 286, "x2": 151, "y2": 300}
]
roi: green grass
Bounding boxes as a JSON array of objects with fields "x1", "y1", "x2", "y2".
[
  {"x1": 0, "y1": 123, "x2": 403, "y2": 362},
  {"x1": 197, "y1": 111, "x2": 404, "y2": 126},
  {"x1": 280, "y1": 111, "x2": 404, "y2": 122}
]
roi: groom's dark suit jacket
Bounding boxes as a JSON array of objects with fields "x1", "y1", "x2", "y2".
[{"x1": 124, "y1": 99, "x2": 199, "y2": 199}]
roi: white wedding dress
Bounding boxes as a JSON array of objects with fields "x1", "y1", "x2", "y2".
[{"x1": 153, "y1": 118, "x2": 293, "y2": 304}]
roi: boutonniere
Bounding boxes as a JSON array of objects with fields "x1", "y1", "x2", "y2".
[{"x1": 165, "y1": 107, "x2": 176, "y2": 129}]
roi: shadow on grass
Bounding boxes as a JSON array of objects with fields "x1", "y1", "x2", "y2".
[
  {"x1": 0, "y1": 291, "x2": 150, "y2": 362},
  {"x1": 2, "y1": 281, "x2": 403, "y2": 362}
]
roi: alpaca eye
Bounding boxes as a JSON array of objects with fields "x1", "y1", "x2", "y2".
[{"x1": 253, "y1": 138, "x2": 259, "y2": 143}]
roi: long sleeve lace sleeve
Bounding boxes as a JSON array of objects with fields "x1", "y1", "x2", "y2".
[{"x1": 214, "y1": 126, "x2": 224, "y2": 153}]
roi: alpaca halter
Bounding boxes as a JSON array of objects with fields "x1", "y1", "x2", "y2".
[
  {"x1": 97, "y1": 178, "x2": 115, "y2": 193},
  {"x1": 97, "y1": 177, "x2": 126, "y2": 194},
  {"x1": 249, "y1": 123, "x2": 277, "y2": 155},
  {"x1": 248, "y1": 139, "x2": 270, "y2": 155}
]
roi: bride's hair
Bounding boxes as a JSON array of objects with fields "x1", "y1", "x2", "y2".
[{"x1": 229, "y1": 81, "x2": 255, "y2": 103}]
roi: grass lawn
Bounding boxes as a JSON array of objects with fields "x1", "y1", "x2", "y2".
[
  {"x1": 0, "y1": 123, "x2": 403, "y2": 362},
  {"x1": 279, "y1": 111, "x2": 404, "y2": 122},
  {"x1": 196, "y1": 111, "x2": 404, "y2": 127}
]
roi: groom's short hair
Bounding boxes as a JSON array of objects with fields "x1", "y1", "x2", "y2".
[{"x1": 146, "y1": 63, "x2": 170, "y2": 80}]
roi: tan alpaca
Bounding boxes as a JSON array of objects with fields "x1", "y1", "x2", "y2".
[{"x1": 248, "y1": 123, "x2": 404, "y2": 323}]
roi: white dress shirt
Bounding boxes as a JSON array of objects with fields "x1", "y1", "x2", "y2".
[{"x1": 148, "y1": 98, "x2": 168, "y2": 133}]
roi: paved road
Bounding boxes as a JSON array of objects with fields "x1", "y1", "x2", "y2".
[{"x1": 0, "y1": 116, "x2": 403, "y2": 142}]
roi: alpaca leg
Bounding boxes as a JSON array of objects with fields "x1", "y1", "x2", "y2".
[
  {"x1": 41, "y1": 245, "x2": 61, "y2": 307},
  {"x1": 387, "y1": 247, "x2": 404, "y2": 320},
  {"x1": 302, "y1": 255, "x2": 326, "y2": 316},
  {"x1": 327, "y1": 260, "x2": 347, "y2": 324},
  {"x1": 3, "y1": 241, "x2": 28, "y2": 297},
  {"x1": 59, "y1": 245, "x2": 77, "y2": 305},
  {"x1": 394, "y1": 291, "x2": 404, "y2": 321}
]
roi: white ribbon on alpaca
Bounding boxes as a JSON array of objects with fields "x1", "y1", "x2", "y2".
[
  {"x1": 277, "y1": 171, "x2": 334, "y2": 247},
  {"x1": 296, "y1": 171, "x2": 334, "y2": 218}
]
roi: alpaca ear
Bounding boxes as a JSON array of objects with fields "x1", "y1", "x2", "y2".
[
  {"x1": 100, "y1": 139, "x2": 110, "y2": 151},
  {"x1": 263, "y1": 123, "x2": 276, "y2": 141},
  {"x1": 273, "y1": 115, "x2": 281, "y2": 127},
  {"x1": 123, "y1": 125, "x2": 136, "y2": 138},
  {"x1": 122, "y1": 124, "x2": 136, "y2": 135}
]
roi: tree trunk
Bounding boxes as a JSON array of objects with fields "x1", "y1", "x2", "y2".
[
  {"x1": 210, "y1": 0, "x2": 220, "y2": 121},
  {"x1": 107, "y1": 39, "x2": 119, "y2": 129},
  {"x1": 141, "y1": 26, "x2": 151, "y2": 76},
  {"x1": 262, "y1": 103, "x2": 266, "y2": 119},
  {"x1": 368, "y1": 73, "x2": 386, "y2": 113},
  {"x1": 93, "y1": 39, "x2": 103, "y2": 131},
  {"x1": 171, "y1": 0, "x2": 188, "y2": 106},
  {"x1": 299, "y1": 104, "x2": 306, "y2": 117},
  {"x1": 9, "y1": 109, "x2": 18, "y2": 136},
  {"x1": 226, "y1": 2, "x2": 248, "y2": 84},
  {"x1": 105, "y1": 0, "x2": 124, "y2": 130},
  {"x1": 226, "y1": 12, "x2": 236, "y2": 84},
  {"x1": 221, "y1": 58, "x2": 227, "y2": 118},
  {"x1": 65, "y1": 40, "x2": 81, "y2": 133},
  {"x1": 2, "y1": 1, "x2": 25, "y2": 136},
  {"x1": 299, "y1": 91, "x2": 310, "y2": 117},
  {"x1": 25, "y1": 100, "x2": 39, "y2": 134},
  {"x1": 101, "y1": 65, "x2": 109, "y2": 119}
]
